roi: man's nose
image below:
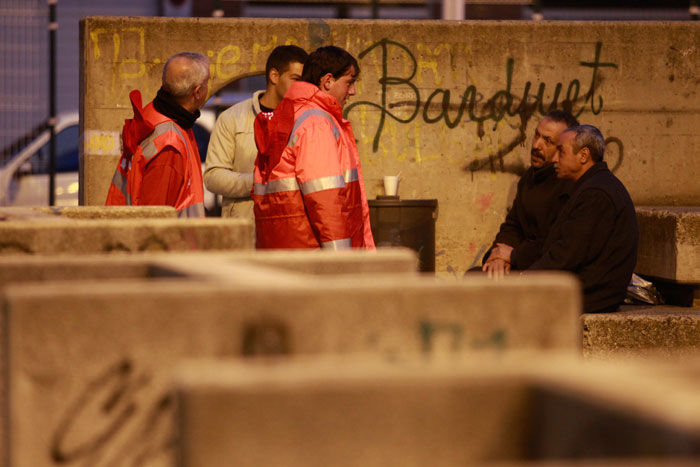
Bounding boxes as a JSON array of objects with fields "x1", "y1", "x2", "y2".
[{"x1": 349, "y1": 83, "x2": 356, "y2": 96}]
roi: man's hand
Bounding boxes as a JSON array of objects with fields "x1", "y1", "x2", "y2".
[
  {"x1": 489, "y1": 243, "x2": 514, "y2": 263},
  {"x1": 482, "y1": 258, "x2": 511, "y2": 280}
]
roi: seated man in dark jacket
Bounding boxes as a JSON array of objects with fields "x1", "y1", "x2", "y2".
[
  {"x1": 482, "y1": 110, "x2": 579, "y2": 278},
  {"x1": 528, "y1": 125, "x2": 638, "y2": 313}
]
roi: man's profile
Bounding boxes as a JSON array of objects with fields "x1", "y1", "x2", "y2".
[
  {"x1": 204, "y1": 45, "x2": 308, "y2": 220},
  {"x1": 252, "y1": 46, "x2": 375, "y2": 250}
]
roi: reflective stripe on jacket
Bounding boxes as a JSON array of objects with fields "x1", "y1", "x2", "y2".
[
  {"x1": 253, "y1": 81, "x2": 375, "y2": 249},
  {"x1": 105, "y1": 90, "x2": 205, "y2": 218}
]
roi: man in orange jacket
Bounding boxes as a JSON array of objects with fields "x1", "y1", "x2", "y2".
[
  {"x1": 253, "y1": 46, "x2": 375, "y2": 250},
  {"x1": 106, "y1": 52, "x2": 209, "y2": 217}
]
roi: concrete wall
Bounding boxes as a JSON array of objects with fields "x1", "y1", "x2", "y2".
[{"x1": 80, "y1": 18, "x2": 700, "y2": 275}]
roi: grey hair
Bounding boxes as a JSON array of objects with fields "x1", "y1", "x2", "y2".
[
  {"x1": 162, "y1": 52, "x2": 209, "y2": 98},
  {"x1": 567, "y1": 124, "x2": 605, "y2": 162}
]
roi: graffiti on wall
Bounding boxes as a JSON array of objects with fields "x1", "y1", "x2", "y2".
[
  {"x1": 50, "y1": 359, "x2": 172, "y2": 466},
  {"x1": 345, "y1": 39, "x2": 622, "y2": 174},
  {"x1": 89, "y1": 27, "x2": 623, "y2": 174}
]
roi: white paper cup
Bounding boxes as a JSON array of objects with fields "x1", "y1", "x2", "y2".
[{"x1": 383, "y1": 175, "x2": 399, "y2": 196}]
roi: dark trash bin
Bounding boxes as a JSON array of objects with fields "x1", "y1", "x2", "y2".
[{"x1": 368, "y1": 197, "x2": 438, "y2": 272}]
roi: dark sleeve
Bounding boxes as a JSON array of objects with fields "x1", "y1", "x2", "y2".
[
  {"x1": 140, "y1": 147, "x2": 186, "y2": 207},
  {"x1": 529, "y1": 189, "x2": 615, "y2": 272},
  {"x1": 483, "y1": 178, "x2": 526, "y2": 264},
  {"x1": 509, "y1": 239, "x2": 543, "y2": 270}
]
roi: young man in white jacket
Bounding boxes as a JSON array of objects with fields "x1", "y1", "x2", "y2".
[{"x1": 204, "y1": 45, "x2": 308, "y2": 219}]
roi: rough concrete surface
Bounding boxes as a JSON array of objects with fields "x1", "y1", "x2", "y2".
[
  {"x1": 173, "y1": 354, "x2": 700, "y2": 466},
  {"x1": 0, "y1": 217, "x2": 254, "y2": 254},
  {"x1": 32, "y1": 205, "x2": 178, "y2": 219},
  {"x1": 81, "y1": 18, "x2": 700, "y2": 276},
  {"x1": 582, "y1": 305, "x2": 700, "y2": 359},
  {"x1": 0, "y1": 253, "x2": 579, "y2": 466},
  {"x1": 636, "y1": 206, "x2": 700, "y2": 283}
]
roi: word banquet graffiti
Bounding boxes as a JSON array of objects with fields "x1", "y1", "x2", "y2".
[{"x1": 346, "y1": 39, "x2": 619, "y2": 153}]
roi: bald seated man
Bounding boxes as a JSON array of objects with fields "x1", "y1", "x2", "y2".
[{"x1": 106, "y1": 52, "x2": 210, "y2": 217}]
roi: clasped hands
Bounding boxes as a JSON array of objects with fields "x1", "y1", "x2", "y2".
[{"x1": 481, "y1": 243, "x2": 514, "y2": 280}]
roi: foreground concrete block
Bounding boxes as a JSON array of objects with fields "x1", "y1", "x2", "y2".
[
  {"x1": 1, "y1": 264, "x2": 579, "y2": 466},
  {"x1": 0, "y1": 218, "x2": 253, "y2": 254},
  {"x1": 583, "y1": 305, "x2": 700, "y2": 359},
  {"x1": 174, "y1": 355, "x2": 700, "y2": 466}
]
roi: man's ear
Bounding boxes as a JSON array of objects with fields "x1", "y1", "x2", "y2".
[
  {"x1": 320, "y1": 72, "x2": 334, "y2": 91},
  {"x1": 268, "y1": 68, "x2": 280, "y2": 86},
  {"x1": 579, "y1": 147, "x2": 591, "y2": 165},
  {"x1": 193, "y1": 84, "x2": 203, "y2": 100}
]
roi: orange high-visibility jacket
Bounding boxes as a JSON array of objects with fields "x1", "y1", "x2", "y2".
[
  {"x1": 105, "y1": 90, "x2": 205, "y2": 218},
  {"x1": 253, "y1": 81, "x2": 375, "y2": 249}
]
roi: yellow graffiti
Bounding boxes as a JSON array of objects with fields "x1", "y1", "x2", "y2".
[
  {"x1": 89, "y1": 28, "x2": 108, "y2": 59},
  {"x1": 85, "y1": 133, "x2": 116, "y2": 154},
  {"x1": 284, "y1": 37, "x2": 299, "y2": 46},
  {"x1": 416, "y1": 43, "x2": 450, "y2": 86},
  {"x1": 251, "y1": 35, "x2": 278, "y2": 72},
  {"x1": 119, "y1": 59, "x2": 145, "y2": 79},
  {"x1": 117, "y1": 28, "x2": 146, "y2": 79},
  {"x1": 413, "y1": 120, "x2": 422, "y2": 163},
  {"x1": 216, "y1": 45, "x2": 242, "y2": 80}
]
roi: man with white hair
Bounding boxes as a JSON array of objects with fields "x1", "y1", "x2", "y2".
[{"x1": 106, "y1": 52, "x2": 210, "y2": 217}]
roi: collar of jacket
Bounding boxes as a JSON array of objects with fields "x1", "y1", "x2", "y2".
[
  {"x1": 285, "y1": 81, "x2": 345, "y2": 122},
  {"x1": 532, "y1": 163, "x2": 557, "y2": 184},
  {"x1": 251, "y1": 89, "x2": 265, "y2": 116},
  {"x1": 574, "y1": 161, "x2": 609, "y2": 189},
  {"x1": 152, "y1": 87, "x2": 200, "y2": 130}
]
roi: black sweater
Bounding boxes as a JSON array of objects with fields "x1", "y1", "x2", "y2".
[
  {"x1": 485, "y1": 164, "x2": 573, "y2": 269},
  {"x1": 530, "y1": 162, "x2": 638, "y2": 314}
]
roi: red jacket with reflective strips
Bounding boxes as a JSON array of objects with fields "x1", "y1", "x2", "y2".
[
  {"x1": 105, "y1": 90, "x2": 205, "y2": 218},
  {"x1": 253, "y1": 81, "x2": 375, "y2": 249}
]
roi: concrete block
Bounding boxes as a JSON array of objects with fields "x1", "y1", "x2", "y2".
[
  {"x1": 173, "y1": 355, "x2": 700, "y2": 466},
  {"x1": 583, "y1": 305, "x2": 700, "y2": 359},
  {"x1": 0, "y1": 249, "x2": 418, "y2": 288},
  {"x1": 0, "y1": 218, "x2": 254, "y2": 254},
  {"x1": 636, "y1": 206, "x2": 700, "y2": 283},
  {"x1": 205, "y1": 247, "x2": 419, "y2": 276},
  {"x1": 1, "y1": 267, "x2": 579, "y2": 466}
]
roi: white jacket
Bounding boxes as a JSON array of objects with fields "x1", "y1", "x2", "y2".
[{"x1": 203, "y1": 90, "x2": 264, "y2": 219}]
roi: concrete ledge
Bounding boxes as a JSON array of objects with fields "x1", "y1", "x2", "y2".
[
  {"x1": 0, "y1": 249, "x2": 419, "y2": 287},
  {"x1": 583, "y1": 305, "x2": 700, "y2": 359},
  {"x1": 32, "y1": 205, "x2": 178, "y2": 219},
  {"x1": 636, "y1": 206, "x2": 700, "y2": 283},
  {"x1": 0, "y1": 206, "x2": 177, "y2": 220},
  {"x1": 173, "y1": 355, "x2": 700, "y2": 466},
  {"x1": 0, "y1": 218, "x2": 254, "y2": 254}
]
